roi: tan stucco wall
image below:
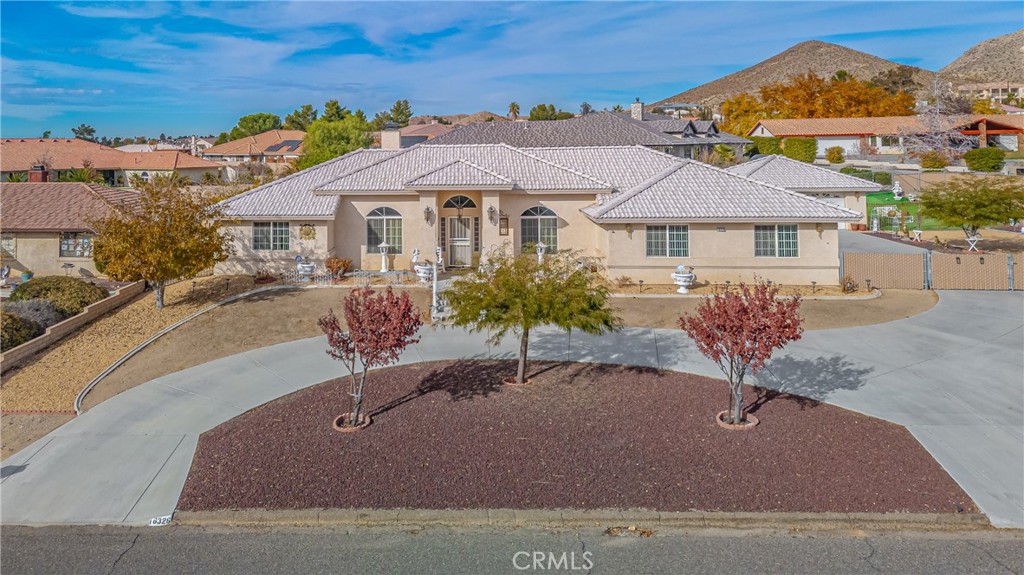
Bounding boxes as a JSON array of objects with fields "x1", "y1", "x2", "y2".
[
  {"x1": 1, "y1": 233, "x2": 103, "y2": 278},
  {"x1": 123, "y1": 167, "x2": 221, "y2": 184},
  {"x1": 602, "y1": 222, "x2": 841, "y2": 285},
  {"x1": 214, "y1": 220, "x2": 333, "y2": 274}
]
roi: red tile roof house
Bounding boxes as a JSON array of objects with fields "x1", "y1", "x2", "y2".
[
  {"x1": 747, "y1": 115, "x2": 1023, "y2": 161},
  {"x1": 199, "y1": 130, "x2": 306, "y2": 165},
  {"x1": 0, "y1": 138, "x2": 225, "y2": 185},
  {"x1": 0, "y1": 182, "x2": 138, "y2": 279}
]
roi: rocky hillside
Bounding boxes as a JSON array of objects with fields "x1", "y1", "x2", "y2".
[
  {"x1": 652, "y1": 41, "x2": 935, "y2": 109},
  {"x1": 940, "y1": 29, "x2": 1024, "y2": 84},
  {"x1": 410, "y1": 111, "x2": 509, "y2": 126}
]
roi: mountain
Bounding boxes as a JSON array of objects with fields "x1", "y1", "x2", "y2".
[
  {"x1": 652, "y1": 40, "x2": 936, "y2": 109},
  {"x1": 940, "y1": 29, "x2": 1024, "y2": 84}
]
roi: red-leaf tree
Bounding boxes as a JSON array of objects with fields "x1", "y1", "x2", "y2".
[
  {"x1": 318, "y1": 287, "x2": 423, "y2": 427},
  {"x1": 679, "y1": 280, "x2": 803, "y2": 425}
]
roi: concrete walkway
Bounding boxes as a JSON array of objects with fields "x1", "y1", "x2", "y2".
[
  {"x1": 2, "y1": 291, "x2": 1021, "y2": 528},
  {"x1": 839, "y1": 230, "x2": 929, "y2": 254}
]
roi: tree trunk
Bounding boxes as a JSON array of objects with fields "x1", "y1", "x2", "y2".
[
  {"x1": 351, "y1": 369, "x2": 368, "y2": 425},
  {"x1": 153, "y1": 281, "x2": 166, "y2": 310},
  {"x1": 517, "y1": 328, "x2": 530, "y2": 384},
  {"x1": 732, "y1": 380, "x2": 744, "y2": 424}
]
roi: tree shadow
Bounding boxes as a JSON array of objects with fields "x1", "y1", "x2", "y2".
[
  {"x1": 369, "y1": 361, "x2": 510, "y2": 418},
  {"x1": 747, "y1": 354, "x2": 875, "y2": 413},
  {"x1": 1, "y1": 464, "x2": 27, "y2": 479}
]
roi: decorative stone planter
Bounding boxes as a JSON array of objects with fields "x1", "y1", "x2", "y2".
[
  {"x1": 715, "y1": 410, "x2": 759, "y2": 431},
  {"x1": 333, "y1": 413, "x2": 372, "y2": 432}
]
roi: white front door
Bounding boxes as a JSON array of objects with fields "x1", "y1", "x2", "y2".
[{"x1": 448, "y1": 217, "x2": 472, "y2": 267}]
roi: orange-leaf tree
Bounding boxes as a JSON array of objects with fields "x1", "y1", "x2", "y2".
[
  {"x1": 679, "y1": 280, "x2": 803, "y2": 424},
  {"x1": 318, "y1": 287, "x2": 422, "y2": 427},
  {"x1": 91, "y1": 173, "x2": 231, "y2": 309}
]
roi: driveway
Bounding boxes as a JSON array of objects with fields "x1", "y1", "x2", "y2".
[
  {"x1": 1, "y1": 291, "x2": 1021, "y2": 528},
  {"x1": 839, "y1": 230, "x2": 929, "y2": 254}
]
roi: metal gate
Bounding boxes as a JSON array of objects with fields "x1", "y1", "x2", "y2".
[{"x1": 841, "y1": 251, "x2": 1019, "y2": 291}]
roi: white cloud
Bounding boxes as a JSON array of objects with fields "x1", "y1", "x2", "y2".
[{"x1": 60, "y1": 2, "x2": 171, "y2": 20}]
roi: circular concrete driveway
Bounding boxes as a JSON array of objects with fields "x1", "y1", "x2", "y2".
[{"x1": 1, "y1": 290, "x2": 1021, "y2": 528}]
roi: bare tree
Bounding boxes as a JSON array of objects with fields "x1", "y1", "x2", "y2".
[{"x1": 900, "y1": 78, "x2": 974, "y2": 161}]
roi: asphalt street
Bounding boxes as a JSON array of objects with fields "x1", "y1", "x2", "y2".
[{"x1": 2, "y1": 525, "x2": 1022, "y2": 575}]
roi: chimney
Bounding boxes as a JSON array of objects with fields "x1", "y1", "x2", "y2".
[
  {"x1": 631, "y1": 98, "x2": 644, "y2": 121},
  {"x1": 978, "y1": 120, "x2": 988, "y2": 148},
  {"x1": 28, "y1": 164, "x2": 49, "y2": 182},
  {"x1": 381, "y1": 121, "x2": 402, "y2": 150}
]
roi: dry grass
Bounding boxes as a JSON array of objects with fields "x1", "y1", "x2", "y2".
[{"x1": 610, "y1": 282, "x2": 867, "y2": 297}]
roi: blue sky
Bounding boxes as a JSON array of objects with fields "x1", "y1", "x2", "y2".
[{"x1": 1, "y1": 1, "x2": 1019, "y2": 137}]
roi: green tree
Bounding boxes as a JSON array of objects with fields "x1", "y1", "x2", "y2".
[
  {"x1": 579, "y1": 102, "x2": 592, "y2": 115},
  {"x1": 611, "y1": 104, "x2": 625, "y2": 112},
  {"x1": 41, "y1": 130, "x2": 51, "y2": 138},
  {"x1": 214, "y1": 131, "x2": 230, "y2": 145},
  {"x1": 920, "y1": 176, "x2": 1024, "y2": 238},
  {"x1": 445, "y1": 244, "x2": 621, "y2": 385},
  {"x1": 71, "y1": 123, "x2": 96, "y2": 141},
  {"x1": 296, "y1": 115, "x2": 373, "y2": 170},
  {"x1": 870, "y1": 65, "x2": 922, "y2": 95},
  {"x1": 6, "y1": 172, "x2": 27, "y2": 182},
  {"x1": 284, "y1": 104, "x2": 319, "y2": 130},
  {"x1": 57, "y1": 161, "x2": 104, "y2": 183},
  {"x1": 389, "y1": 99, "x2": 413, "y2": 127},
  {"x1": 508, "y1": 101, "x2": 520, "y2": 119},
  {"x1": 369, "y1": 111, "x2": 392, "y2": 131},
  {"x1": 228, "y1": 113, "x2": 283, "y2": 140},
  {"x1": 963, "y1": 148, "x2": 1006, "y2": 172},
  {"x1": 322, "y1": 99, "x2": 350, "y2": 122},
  {"x1": 91, "y1": 173, "x2": 232, "y2": 309},
  {"x1": 528, "y1": 104, "x2": 572, "y2": 120}
]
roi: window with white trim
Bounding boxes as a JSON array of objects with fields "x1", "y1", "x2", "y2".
[
  {"x1": 521, "y1": 206, "x2": 557, "y2": 253},
  {"x1": 367, "y1": 207, "x2": 402, "y2": 254},
  {"x1": 754, "y1": 224, "x2": 799, "y2": 257},
  {"x1": 645, "y1": 225, "x2": 689, "y2": 257},
  {"x1": 253, "y1": 222, "x2": 290, "y2": 251},
  {"x1": 59, "y1": 233, "x2": 93, "y2": 258}
]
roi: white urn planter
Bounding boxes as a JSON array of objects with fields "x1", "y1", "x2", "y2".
[{"x1": 671, "y1": 264, "x2": 696, "y2": 294}]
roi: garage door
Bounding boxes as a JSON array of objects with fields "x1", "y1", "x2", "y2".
[{"x1": 817, "y1": 196, "x2": 847, "y2": 229}]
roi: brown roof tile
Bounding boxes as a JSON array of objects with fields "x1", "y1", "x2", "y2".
[
  {"x1": 200, "y1": 130, "x2": 306, "y2": 157},
  {"x1": 0, "y1": 138, "x2": 126, "y2": 172},
  {"x1": 0, "y1": 182, "x2": 138, "y2": 232}
]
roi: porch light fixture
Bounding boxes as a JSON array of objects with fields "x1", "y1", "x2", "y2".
[
  {"x1": 625, "y1": 224, "x2": 633, "y2": 239},
  {"x1": 487, "y1": 205, "x2": 496, "y2": 221},
  {"x1": 379, "y1": 242, "x2": 390, "y2": 272},
  {"x1": 423, "y1": 206, "x2": 433, "y2": 222},
  {"x1": 865, "y1": 279, "x2": 872, "y2": 291},
  {"x1": 815, "y1": 223, "x2": 823, "y2": 234}
]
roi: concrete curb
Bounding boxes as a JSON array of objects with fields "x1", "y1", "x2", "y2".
[
  {"x1": 610, "y1": 290, "x2": 882, "y2": 301},
  {"x1": 174, "y1": 508, "x2": 994, "y2": 532},
  {"x1": 73, "y1": 285, "x2": 297, "y2": 414}
]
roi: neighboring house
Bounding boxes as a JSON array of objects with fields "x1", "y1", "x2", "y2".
[
  {"x1": 216, "y1": 144, "x2": 858, "y2": 286},
  {"x1": 0, "y1": 138, "x2": 225, "y2": 185},
  {"x1": 378, "y1": 122, "x2": 455, "y2": 149},
  {"x1": 0, "y1": 182, "x2": 138, "y2": 278},
  {"x1": 726, "y1": 155, "x2": 882, "y2": 228},
  {"x1": 999, "y1": 103, "x2": 1024, "y2": 115},
  {"x1": 114, "y1": 142, "x2": 187, "y2": 153},
  {"x1": 423, "y1": 103, "x2": 750, "y2": 159},
  {"x1": 956, "y1": 83, "x2": 1024, "y2": 101},
  {"x1": 200, "y1": 130, "x2": 305, "y2": 164},
  {"x1": 747, "y1": 115, "x2": 1024, "y2": 158}
]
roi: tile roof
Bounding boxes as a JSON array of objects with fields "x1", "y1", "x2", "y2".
[
  {"x1": 0, "y1": 138, "x2": 127, "y2": 172},
  {"x1": 423, "y1": 112, "x2": 686, "y2": 147},
  {"x1": 725, "y1": 155, "x2": 883, "y2": 191},
  {"x1": 0, "y1": 182, "x2": 139, "y2": 232},
  {"x1": 120, "y1": 151, "x2": 223, "y2": 170},
  {"x1": 405, "y1": 159, "x2": 514, "y2": 189},
  {"x1": 400, "y1": 123, "x2": 454, "y2": 139},
  {"x1": 201, "y1": 130, "x2": 306, "y2": 157},
  {"x1": 749, "y1": 115, "x2": 1024, "y2": 137},
  {"x1": 521, "y1": 146, "x2": 685, "y2": 191},
  {"x1": 219, "y1": 149, "x2": 401, "y2": 219},
  {"x1": 315, "y1": 144, "x2": 614, "y2": 193},
  {"x1": 583, "y1": 161, "x2": 861, "y2": 222}
]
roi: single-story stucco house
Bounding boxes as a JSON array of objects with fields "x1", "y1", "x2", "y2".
[
  {"x1": 216, "y1": 144, "x2": 859, "y2": 286},
  {"x1": 0, "y1": 182, "x2": 138, "y2": 278},
  {"x1": 726, "y1": 155, "x2": 882, "y2": 228}
]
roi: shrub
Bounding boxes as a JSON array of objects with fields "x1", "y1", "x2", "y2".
[
  {"x1": 9, "y1": 276, "x2": 108, "y2": 316},
  {"x1": 748, "y1": 136, "x2": 782, "y2": 156},
  {"x1": 253, "y1": 267, "x2": 277, "y2": 284},
  {"x1": 963, "y1": 148, "x2": 1006, "y2": 172},
  {"x1": 1, "y1": 311, "x2": 42, "y2": 350},
  {"x1": 782, "y1": 137, "x2": 817, "y2": 163},
  {"x1": 839, "y1": 166, "x2": 860, "y2": 175},
  {"x1": 613, "y1": 275, "x2": 635, "y2": 289},
  {"x1": 3, "y1": 299, "x2": 66, "y2": 330},
  {"x1": 919, "y1": 150, "x2": 949, "y2": 169},
  {"x1": 825, "y1": 146, "x2": 845, "y2": 164},
  {"x1": 873, "y1": 172, "x2": 893, "y2": 186},
  {"x1": 840, "y1": 274, "x2": 859, "y2": 294},
  {"x1": 325, "y1": 257, "x2": 353, "y2": 276}
]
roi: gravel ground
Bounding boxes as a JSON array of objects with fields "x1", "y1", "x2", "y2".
[
  {"x1": 179, "y1": 361, "x2": 976, "y2": 514},
  {"x1": 1, "y1": 412, "x2": 74, "y2": 459},
  {"x1": 0, "y1": 275, "x2": 257, "y2": 414}
]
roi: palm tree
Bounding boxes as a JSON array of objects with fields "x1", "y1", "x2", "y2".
[
  {"x1": 508, "y1": 102, "x2": 520, "y2": 120},
  {"x1": 612, "y1": 104, "x2": 625, "y2": 112},
  {"x1": 58, "y1": 167, "x2": 104, "y2": 183},
  {"x1": 6, "y1": 172, "x2": 27, "y2": 182}
]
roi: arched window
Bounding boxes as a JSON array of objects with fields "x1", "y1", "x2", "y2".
[
  {"x1": 520, "y1": 206, "x2": 557, "y2": 253},
  {"x1": 442, "y1": 195, "x2": 477, "y2": 209},
  {"x1": 367, "y1": 207, "x2": 402, "y2": 254},
  {"x1": 140, "y1": 171, "x2": 150, "y2": 183}
]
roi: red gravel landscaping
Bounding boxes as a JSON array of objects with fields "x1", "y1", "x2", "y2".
[{"x1": 178, "y1": 361, "x2": 976, "y2": 514}]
